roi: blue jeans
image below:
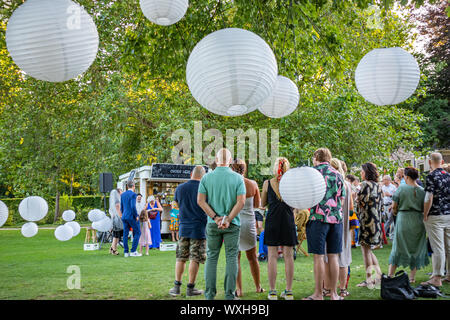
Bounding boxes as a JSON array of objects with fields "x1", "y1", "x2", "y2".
[{"x1": 122, "y1": 217, "x2": 141, "y2": 253}]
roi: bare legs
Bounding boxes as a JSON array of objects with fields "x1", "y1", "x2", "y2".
[
  {"x1": 236, "y1": 247, "x2": 262, "y2": 296},
  {"x1": 389, "y1": 264, "x2": 417, "y2": 282},
  {"x1": 360, "y1": 244, "x2": 381, "y2": 286},
  {"x1": 267, "y1": 246, "x2": 294, "y2": 293},
  {"x1": 175, "y1": 259, "x2": 200, "y2": 284},
  {"x1": 111, "y1": 237, "x2": 119, "y2": 251}
]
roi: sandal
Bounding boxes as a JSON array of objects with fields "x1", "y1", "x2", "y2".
[
  {"x1": 322, "y1": 288, "x2": 331, "y2": 297},
  {"x1": 235, "y1": 289, "x2": 243, "y2": 297},
  {"x1": 303, "y1": 295, "x2": 322, "y2": 300},
  {"x1": 421, "y1": 279, "x2": 442, "y2": 287},
  {"x1": 356, "y1": 280, "x2": 368, "y2": 287},
  {"x1": 256, "y1": 287, "x2": 265, "y2": 293},
  {"x1": 339, "y1": 289, "x2": 350, "y2": 297}
]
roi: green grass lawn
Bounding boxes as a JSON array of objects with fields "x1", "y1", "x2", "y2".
[{"x1": 0, "y1": 228, "x2": 448, "y2": 300}]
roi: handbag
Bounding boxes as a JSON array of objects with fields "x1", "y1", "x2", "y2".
[
  {"x1": 380, "y1": 271, "x2": 416, "y2": 300},
  {"x1": 148, "y1": 211, "x2": 158, "y2": 220}
]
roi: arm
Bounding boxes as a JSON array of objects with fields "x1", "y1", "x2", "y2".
[
  {"x1": 253, "y1": 181, "x2": 261, "y2": 209},
  {"x1": 392, "y1": 201, "x2": 398, "y2": 216},
  {"x1": 156, "y1": 200, "x2": 163, "y2": 211},
  {"x1": 423, "y1": 192, "x2": 433, "y2": 221},
  {"x1": 221, "y1": 194, "x2": 246, "y2": 229},
  {"x1": 197, "y1": 192, "x2": 222, "y2": 226},
  {"x1": 261, "y1": 180, "x2": 268, "y2": 208},
  {"x1": 115, "y1": 203, "x2": 122, "y2": 218}
]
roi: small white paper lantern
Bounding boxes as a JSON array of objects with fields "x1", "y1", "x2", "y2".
[
  {"x1": 140, "y1": 0, "x2": 188, "y2": 26},
  {"x1": 0, "y1": 200, "x2": 8, "y2": 227},
  {"x1": 92, "y1": 216, "x2": 112, "y2": 232},
  {"x1": 5, "y1": 0, "x2": 99, "y2": 82},
  {"x1": 279, "y1": 167, "x2": 326, "y2": 210},
  {"x1": 55, "y1": 224, "x2": 73, "y2": 241},
  {"x1": 186, "y1": 28, "x2": 278, "y2": 116},
  {"x1": 88, "y1": 209, "x2": 105, "y2": 222},
  {"x1": 355, "y1": 47, "x2": 420, "y2": 106},
  {"x1": 65, "y1": 221, "x2": 81, "y2": 237},
  {"x1": 21, "y1": 222, "x2": 38, "y2": 238},
  {"x1": 259, "y1": 75, "x2": 299, "y2": 118},
  {"x1": 18, "y1": 196, "x2": 48, "y2": 222},
  {"x1": 62, "y1": 210, "x2": 76, "y2": 222}
]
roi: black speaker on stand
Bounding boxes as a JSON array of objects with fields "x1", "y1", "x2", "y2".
[{"x1": 98, "y1": 173, "x2": 114, "y2": 249}]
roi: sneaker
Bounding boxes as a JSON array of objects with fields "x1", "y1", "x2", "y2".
[
  {"x1": 281, "y1": 290, "x2": 294, "y2": 300},
  {"x1": 186, "y1": 286, "x2": 203, "y2": 297},
  {"x1": 130, "y1": 252, "x2": 142, "y2": 257},
  {"x1": 268, "y1": 290, "x2": 278, "y2": 300},
  {"x1": 169, "y1": 285, "x2": 181, "y2": 297},
  {"x1": 124, "y1": 252, "x2": 129, "y2": 257}
]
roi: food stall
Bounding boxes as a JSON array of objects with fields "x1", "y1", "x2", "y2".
[{"x1": 118, "y1": 163, "x2": 209, "y2": 234}]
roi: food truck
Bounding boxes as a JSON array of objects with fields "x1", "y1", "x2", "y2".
[{"x1": 118, "y1": 164, "x2": 209, "y2": 234}]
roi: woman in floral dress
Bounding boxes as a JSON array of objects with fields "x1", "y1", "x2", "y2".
[{"x1": 356, "y1": 162, "x2": 383, "y2": 288}]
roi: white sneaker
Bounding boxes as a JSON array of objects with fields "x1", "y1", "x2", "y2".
[
  {"x1": 130, "y1": 252, "x2": 142, "y2": 257},
  {"x1": 124, "y1": 253, "x2": 129, "y2": 257}
]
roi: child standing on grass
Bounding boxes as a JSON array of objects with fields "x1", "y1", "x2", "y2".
[
  {"x1": 169, "y1": 202, "x2": 180, "y2": 242},
  {"x1": 139, "y1": 209, "x2": 152, "y2": 255}
]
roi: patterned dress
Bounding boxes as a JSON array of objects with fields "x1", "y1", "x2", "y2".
[{"x1": 357, "y1": 180, "x2": 383, "y2": 247}]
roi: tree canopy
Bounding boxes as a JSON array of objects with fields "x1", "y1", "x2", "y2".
[{"x1": 0, "y1": 0, "x2": 443, "y2": 197}]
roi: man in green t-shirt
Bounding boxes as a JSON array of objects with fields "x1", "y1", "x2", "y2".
[{"x1": 197, "y1": 148, "x2": 246, "y2": 300}]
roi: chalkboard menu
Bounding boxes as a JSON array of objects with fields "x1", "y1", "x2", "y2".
[{"x1": 150, "y1": 163, "x2": 209, "y2": 180}]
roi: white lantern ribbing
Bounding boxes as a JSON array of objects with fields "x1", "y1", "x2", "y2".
[
  {"x1": 62, "y1": 210, "x2": 76, "y2": 222},
  {"x1": 21, "y1": 222, "x2": 38, "y2": 238},
  {"x1": 279, "y1": 167, "x2": 326, "y2": 210},
  {"x1": 259, "y1": 75, "x2": 299, "y2": 118},
  {"x1": 5, "y1": 0, "x2": 99, "y2": 82},
  {"x1": 140, "y1": 0, "x2": 189, "y2": 26},
  {"x1": 65, "y1": 221, "x2": 81, "y2": 237},
  {"x1": 92, "y1": 216, "x2": 112, "y2": 233},
  {"x1": 186, "y1": 28, "x2": 278, "y2": 116},
  {"x1": 355, "y1": 47, "x2": 420, "y2": 106},
  {"x1": 0, "y1": 200, "x2": 8, "y2": 227},
  {"x1": 55, "y1": 224, "x2": 73, "y2": 241},
  {"x1": 88, "y1": 209, "x2": 105, "y2": 222},
  {"x1": 18, "y1": 196, "x2": 48, "y2": 222}
]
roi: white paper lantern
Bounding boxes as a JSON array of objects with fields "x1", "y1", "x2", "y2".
[
  {"x1": 62, "y1": 210, "x2": 76, "y2": 222},
  {"x1": 55, "y1": 224, "x2": 73, "y2": 241},
  {"x1": 92, "y1": 216, "x2": 112, "y2": 232},
  {"x1": 355, "y1": 47, "x2": 420, "y2": 106},
  {"x1": 0, "y1": 200, "x2": 8, "y2": 227},
  {"x1": 186, "y1": 28, "x2": 278, "y2": 116},
  {"x1": 21, "y1": 222, "x2": 38, "y2": 238},
  {"x1": 88, "y1": 209, "x2": 105, "y2": 222},
  {"x1": 18, "y1": 196, "x2": 48, "y2": 222},
  {"x1": 279, "y1": 167, "x2": 326, "y2": 210},
  {"x1": 259, "y1": 75, "x2": 299, "y2": 118},
  {"x1": 140, "y1": 0, "x2": 188, "y2": 26},
  {"x1": 5, "y1": 0, "x2": 99, "y2": 82},
  {"x1": 65, "y1": 221, "x2": 81, "y2": 237}
]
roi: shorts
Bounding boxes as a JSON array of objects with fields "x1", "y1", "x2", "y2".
[
  {"x1": 176, "y1": 237, "x2": 207, "y2": 264},
  {"x1": 255, "y1": 211, "x2": 264, "y2": 222},
  {"x1": 306, "y1": 220, "x2": 342, "y2": 255},
  {"x1": 112, "y1": 230, "x2": 123, "y2": 239}
]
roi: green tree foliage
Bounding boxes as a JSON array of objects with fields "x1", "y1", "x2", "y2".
[{"x1": 0, "y1": 0, "x2": 434, "y2": 197}]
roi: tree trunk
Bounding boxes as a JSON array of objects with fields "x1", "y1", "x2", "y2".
[{"x1": 54, "y1": 190, "x2": 60, "y2": 223}]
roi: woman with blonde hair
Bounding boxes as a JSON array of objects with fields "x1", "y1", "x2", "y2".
[{"x1": 261, "y1": 157, "x2": 298, "y2": 300}]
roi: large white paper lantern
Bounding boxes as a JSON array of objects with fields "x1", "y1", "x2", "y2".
[
  {"x1": 65, "y1": 221, "x2": 81, "y2": 237},
  {"x1": 21, "y1": 222, "x2": 38, "y2": 238},
  {"x1": 92, "y1": 216, "x2": 112, "y2": 232},
  {"x1": 259, "y1": 75, "x2": 299, "y2": 118},
  {"x1": 355, "y1": 47, "x2": 420, "y2": 106},
  {"x1": 140, "y1": 0, "x2": 188, "y2": 26},
  {"x1": 62, "y1": 210, "x2": 76, "y2": 222},
  {"x1": 18, "y1": 196, "x2": 48, "y2": 222},
  {"x1": 88, "y1": 209, "x2": 105, "y2": 222},
  {"x1": 186, "y1": 28, "x2": 278, "y2": 116},
  {"x1": 55, "y1": 224, "x2": 73, "y2": 241},
  {"x1": 0, "y1": 200, "x2": 8, "y2": 227},
  {"x1": 5, "y1": 0, "x2": 99, "y2": 82},
  {"x1": 279, "y1": 167, "x2": 326, "y2": 210}
]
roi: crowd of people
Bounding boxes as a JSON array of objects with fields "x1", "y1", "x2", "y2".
[{"x1": 109, "y1": 148, "x2": 450, "y2": 300}]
